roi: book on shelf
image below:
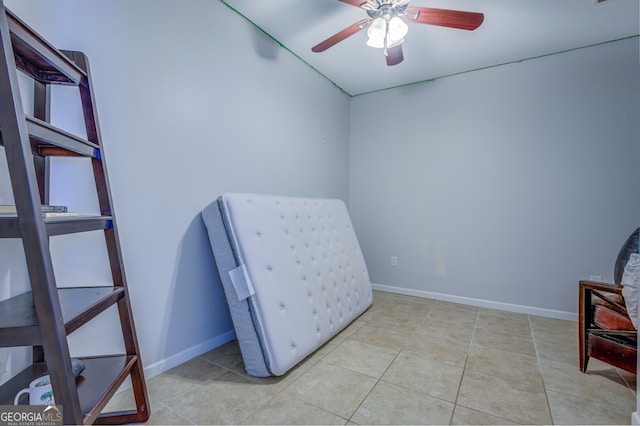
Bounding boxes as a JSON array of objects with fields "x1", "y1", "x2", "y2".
[
  {"x1": 0, "y1": 204, "x2": 68, "y2": 214},
  {"x1": 42, "y1": 212, "x2": 79, "y2": 218}
]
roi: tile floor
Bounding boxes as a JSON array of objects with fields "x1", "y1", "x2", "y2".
[{"x1": 105, "y1": 291, "x2": 638, "y2": 424}]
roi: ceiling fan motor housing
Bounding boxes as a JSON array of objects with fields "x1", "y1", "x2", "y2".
[{"x1": 365, "y1": 0, "x2": 409, "y2": 19}]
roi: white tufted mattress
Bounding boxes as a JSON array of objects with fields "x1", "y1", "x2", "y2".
[{"x1": 202, "y1": 193, "x2": 373, "y2": 377}]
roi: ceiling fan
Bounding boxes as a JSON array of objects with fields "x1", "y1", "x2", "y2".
[{"x1": 311, "y1": 0, "x2": 484, "y2": 66}]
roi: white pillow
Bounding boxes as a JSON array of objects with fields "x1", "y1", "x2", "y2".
[{"x1": 621, "y1": 253, "x2": 640, "y2": 329}]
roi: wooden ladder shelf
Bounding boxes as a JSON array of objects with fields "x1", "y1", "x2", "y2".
[{"x1": 0, "y1": 2, "x2": 149, "y2": 424}]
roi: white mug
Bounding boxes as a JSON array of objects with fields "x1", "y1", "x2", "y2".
[{"x1": 14, "y1": 375, "x2": 55, "y2": 405}]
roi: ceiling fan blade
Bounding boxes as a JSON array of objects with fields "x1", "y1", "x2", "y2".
[
  {"x1": 405, "y1": 7, "x2": 484, "y2": 30},
  {"x1": 338, "y1": 0, "x2": 368, "y2": 8},
  {"x1": 311, "y1": 19, "x2": 370, "y2": 53},
  {"x1": 386, "y1": 45, "x2": 404, "y2": 66}
]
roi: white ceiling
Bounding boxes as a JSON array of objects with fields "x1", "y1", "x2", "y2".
[{"x1": 221, "y1": 0, "x2": 639, "y2": 96}]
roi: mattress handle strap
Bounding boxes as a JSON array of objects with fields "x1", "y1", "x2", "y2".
[{"x1": 228, "y1": 264, "x2": 255, "y2": 301}]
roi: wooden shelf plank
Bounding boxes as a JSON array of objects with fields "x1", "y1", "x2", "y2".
[
  {"x1": 0, "y1": 215, "x2": 21, "y2": 238},
  {"x1": 61, "y1": 287, "x2": 125, "y2": 334},
  {"x1": 0, "y1": 115, "x2": 100, "y2": 157},
  {"x1": 79, "y1": 355, "x2": 138, "y2": 424},
  {"x1": 26, "y1": 115, "x2": 100, "y2": 157},
  {"x1": 0, "y1": 215, "x2": 113, "y2": 238},
  {"x1": 0, "y1": 291, "x2": 40, "y2": 345},
  {"x1": 0, "y1": 355, "x2": 137, "y2": 425},
  {"x1": 0, "y1": 287, "x2": 125, "y2": 347},
  {"x1": 0, "y1": 362, "x2": 48, "y2": 404},
  {"x1": 44, "y1": 215, "x2": 114, "y2": 236},
  {"x1": 6, "y1": 8, "x2": 85, "y2": 84}
]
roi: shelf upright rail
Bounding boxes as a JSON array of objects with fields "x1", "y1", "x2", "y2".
[{"x1": 0, "y1": 2, "x2": 150, "y2": 423}]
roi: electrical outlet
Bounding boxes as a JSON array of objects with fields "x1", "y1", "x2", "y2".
[
  {"x1": 321, "y1": 135, "x2": 326, "y2": 144},
  {"x1": 391, "y1": 256, "x2": 398, "y2": 267}
]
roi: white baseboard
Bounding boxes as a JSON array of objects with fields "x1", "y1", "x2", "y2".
[
  {"x1": 143, "y1": 329, "x2": 236, "y2": 380},
  {"x1": 370, "y1": 283, "x2": 577, "y2": 321},
  {"x1": 113, "y1": 329, "x2": 236, "y2": 395}
]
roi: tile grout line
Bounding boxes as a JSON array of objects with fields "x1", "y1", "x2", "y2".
[
  {"x1": 529, "y1": 314, "x2": 555, "y2": 425},
  {"x1": 346, "y1": 299, "x2": 433, "y2": 424},
  {"x1": 344, "y1": 300, "x2": 428, "y2": 423},
  {"x1": 614, "y1": 365, "x2": 637, "y2": 397},
  {"x1": 346, "y1": 350, "x2": 403, "y2": 424},
  {"x1": 198, "y1": 357, "x2": 274, "y2": 425},
  {"x1": 447, "y1": 307, "x2": 480, "y2": 425},
  {"x1": 247, "y1": 299, "x2": 362, "y2": 423},
  {"x1": 175, "y1": 295, "x2": 628, "y2": 425},
  {"x1": 274, "y1": 307, "x2": 394, "y2": 424},
  {"x1": 151, "y1": 396, "x2": 197, "y2": 425},
  {"x1": 197, "y1": 352, "x2": 330, "y2": 425}
]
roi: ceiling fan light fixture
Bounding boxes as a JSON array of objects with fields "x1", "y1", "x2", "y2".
[
  {"x1": 387, "y1": 15, "x2": 408, "y2": 42},
  {"x1": 385, "y1": 38, "x2": 404, "y2": 49},
  {"x1": 366, "y1": 37, "x2": 386, "y2": 48},
  {"x1": 366, "y1": 17, "x2": 387, "y2": 48}
]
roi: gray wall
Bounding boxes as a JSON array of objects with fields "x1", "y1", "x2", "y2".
[
  {"x1": 1, "y1": 0, "x2": 638, "y2": 386},
  {"x1": 0, "y1": 0, "x2": 351, "y2": 380},
  {"x1": 349, "y1": 37, "x2": 640, "y2": 318}
]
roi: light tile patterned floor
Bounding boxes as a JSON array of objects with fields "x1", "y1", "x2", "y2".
[{"x1": 105, "y1": 291, "x2": 637, "y2": 424}]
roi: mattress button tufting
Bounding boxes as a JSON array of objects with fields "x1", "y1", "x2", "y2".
[{"x1": 216, "y1": 194, "x2": 372, "y2": 376}]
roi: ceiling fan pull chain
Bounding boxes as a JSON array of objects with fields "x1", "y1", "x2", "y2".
[{"x1": 383, "y1": 20, "x2": 389, "y2": 56}]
